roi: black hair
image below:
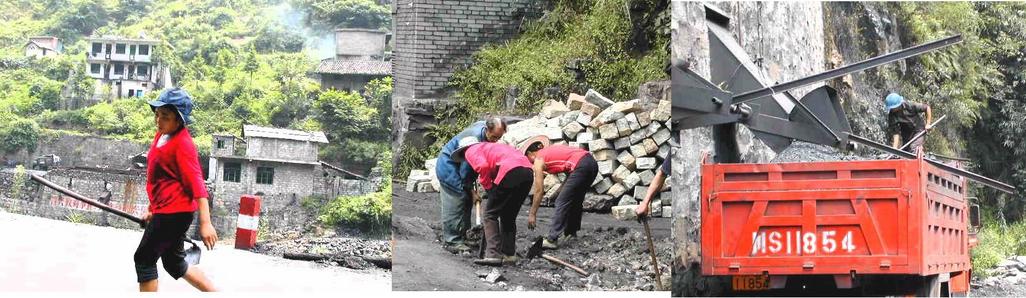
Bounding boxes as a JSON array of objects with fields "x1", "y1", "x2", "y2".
[{"x1": 526, "y1": 141, "x2": 545, "y2": 153}]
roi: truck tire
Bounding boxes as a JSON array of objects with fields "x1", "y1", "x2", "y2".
[{"x1": 917, "y1": 274, "x2": 944, "y2": 297}]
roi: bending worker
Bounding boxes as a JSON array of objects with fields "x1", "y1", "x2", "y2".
[
  {"x1": 521, "y1": 136, "x2": 598, "y2": 249},
  {"x1": 452, "y1": 138, "x2": 533, "y2": 266},
  {"x1": 884, "y1": 92, "x2": 932, "y2": 153},
  {"x1": 435, "y1": 117, "x2": 506, "y2": 253}
]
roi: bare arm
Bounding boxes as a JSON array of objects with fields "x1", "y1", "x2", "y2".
[
  {"x1": 527, "y1": 159, "x2": 546, "y2": 229},
  {"x1": 636, "y1": 170, "x2": 666, "y2": 216},
  {"x1": 197, "y1": 197, "x2": 218, "y2": 250},
  {"x1": 892, "y1": 134, "x2": 901, "y2": 149},
  {"x1": 925, "y1": 104, "x2": 933, "y2": 128}
]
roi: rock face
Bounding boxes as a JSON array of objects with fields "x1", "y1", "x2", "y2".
[{"x1": 671, "y1": 2, "x2": 828, "y2": 296}]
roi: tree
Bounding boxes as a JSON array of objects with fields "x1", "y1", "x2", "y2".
[{"x1": 0, "y1": 118, "x2": 41, "y2": 154}]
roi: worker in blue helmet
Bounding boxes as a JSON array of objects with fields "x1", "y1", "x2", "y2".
[{"x1": 884, "y1": 92, "x2": 932, "y2": 153}]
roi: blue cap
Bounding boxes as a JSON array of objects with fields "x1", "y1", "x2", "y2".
[
  {"x1": 149, "y1": 87, "x2": 193, "y2": 125},
  {"x1": 884, "y1": 93, "x2": 904, "y2": 111}
]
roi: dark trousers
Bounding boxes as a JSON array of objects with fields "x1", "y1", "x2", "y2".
[
  {"x1": 483, "y1": 167, "x2": 533, "y2": 258},
  {"x1": 549, "y1": 154, "x2": 598, "y2": 241},
  {"x1": 134, "y1": 212, "x2": 193, "y2": 283}
]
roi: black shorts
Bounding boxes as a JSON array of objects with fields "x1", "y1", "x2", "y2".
[{"x1": 133, "y1": 212, "x2": 193, "y2": 283}]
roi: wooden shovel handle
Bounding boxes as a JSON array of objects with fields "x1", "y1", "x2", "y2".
[{"x1": 542, "y1": 254, "x2": 589, "y2": 276}]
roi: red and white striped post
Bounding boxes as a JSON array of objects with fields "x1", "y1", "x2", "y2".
[{"x1": 235, "y1": 195, "x2": 261, "y2": 250}]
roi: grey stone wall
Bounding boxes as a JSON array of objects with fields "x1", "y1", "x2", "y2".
[
  {"x1": 671, "y1": 1, "x2": 826, "y2": 295},
  {"x1": 2, "y1": 132, "x2": 148, "y2": 169},
  {"x1": 390, "y1": 0, "x2": 543, "y2": 161},
  {"x1": 245, "y1": 138, "x2": 319, "y2": 163}
]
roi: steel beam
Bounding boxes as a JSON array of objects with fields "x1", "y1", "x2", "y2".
[
  {"x1": 733, "y1": 35, "x2": 963, "y2": 103},
  {"x1": 846, "y1": 133, "x2": 1015, "y2": 194}
]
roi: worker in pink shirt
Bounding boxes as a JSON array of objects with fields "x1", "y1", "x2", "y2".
[
  {"x1": 520, "y1": 136, "x2": 598, "y2": 250},
  {"x1": 451, "y1": 137, "x2": 534, "y2": 267}
]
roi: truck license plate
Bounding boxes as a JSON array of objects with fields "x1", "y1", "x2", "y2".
[{"x1": 732, "y1": 275, "x2": 769, "y2": 291}]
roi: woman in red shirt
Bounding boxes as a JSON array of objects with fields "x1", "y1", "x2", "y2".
[
  {"x1": 452, "y1": 137, "x2": 534, "y2": 266},
  {"x1": 135, "y1": 88, "x2": 218, "y2": 292},
  {"x1": 520, "y1": 136, "x2": 598, "y2": 249}
]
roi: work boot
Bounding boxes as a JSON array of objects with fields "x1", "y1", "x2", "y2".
[
  {"x1": 542, "y1": 237, "x2": 558, "y2": 249},
  {"x1": 474, "y1": 257, "x2": 503, "y2": 267},
  {"x1": 502, "y1": 254, "x2": 520, "y2": 265},
  {"x1": 445, "y1": 242, "x2": 473, "y2": 254}
]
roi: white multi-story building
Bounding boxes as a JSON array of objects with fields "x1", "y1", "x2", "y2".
[{"x1": 84, "y1": 36, "x2": 172, "y2": 99}]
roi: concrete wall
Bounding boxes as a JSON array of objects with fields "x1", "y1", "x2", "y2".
[
  {"x1": 210, "y1": 160, "x2": 321, "y2": 199},
  {"x1": 671, "y1": 2, "x2": 826, "y2": 295}
]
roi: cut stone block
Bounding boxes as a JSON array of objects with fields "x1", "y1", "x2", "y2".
[
  {"x1": 562, "y1": 121, "x2": 584, "y2": 139},
  {"x1": 653, "y1": 128, "x2": 671, "y2": 145},
  {"x1": 589, "y1": 139, "x2": 613, "y2": 151},
  {"x1": 623, "y1": 172, "x2": 641, "y2": 189},
  {"x1": 642, "y1": 138, "x2": 659, "y2": 155},
  {"x1": 576, "y1": 132, "x2": 594, "y2": 144},
  {"x1": 625, "y1": 113, "x2": 641, "y2": 131},
  {"x1": 598, "y1": 123, "x2": 619, "y2": 139},
  {"x1": 636, "y1": 157, "x2": 658, "y2": 170},
  {"x1": 617, "y1": 151, "x2": 636, "y2": 171},
  {"x1": 630, "y1": 143, "x2": 648, "y2": 158},
  {"x1": 612, "y1": 165, "x2": 631, "y2": 183},
  {"x1": 618, "y1": 195, "x2": 637, "y2": 206},
  {"x1": 580, "y1": 102, "x2": 602, "y2": 116},
  {"x1": 662, "y1": 206, "x2": 672, "y2": 218},
  {"x1": 597, "y1": 160, "x2": 619, "y2": 176},
  {"x1": 636, "y1": 110, "x2": 652, "y2": 127},
  {"x1": 540, "y1": 99, "x2": 570, "y2": 119},
  {"x1": 576, "y1": 112, "x2": 592, "y2": 126},
  {"x1": 607, "y1": 183, "x2": 627, "y2": 198},
  {"x1": 613, "y1": 137, "x2": 632, "y2": 150},
  {"x1": 608, "y1": 99, "x2": 641, "y2": 114},
  {"x1": 650, "y1": 99, "x2": 671, "y2": 121},
  {"x1": 615, "y1": 117, "x2": 632, "y2": 137},
  {"x1": 584, "y1": 89, "x2": 615, "y2": 109},
  {"x1": 566, "y1": 93, "x2": 586, "y2": 110},
  {"x1": 593, "y1": 149, "x2": 617, "y2": 161},
  {"x1": 612, "y1": 205, "x2": 638, "y2": 221},
  {"x1": 594, "y1": 178, "x2": 613, "y2": 194},
  {"x1": 638, "y1": 170, "x2": 656, "y2": 185},
  {"x1": 591, "y1": 110, "x2": 625, "y2": 127}
]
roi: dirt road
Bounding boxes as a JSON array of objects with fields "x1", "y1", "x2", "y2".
[
  {"x1": 392, "y1": 187, "x2": 672, "y2": 291},
  {"x1": 0, "y1": 210, "x2": 391, "y2": 292}
]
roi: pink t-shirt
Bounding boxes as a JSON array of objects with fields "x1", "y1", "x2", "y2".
[{"x1": 464, "y1": 143, "x2": 533, "y2": 190}]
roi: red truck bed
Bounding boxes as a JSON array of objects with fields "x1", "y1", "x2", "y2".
[{"x1": 700, "y1": 158, "x2": 972, "y2": 293}]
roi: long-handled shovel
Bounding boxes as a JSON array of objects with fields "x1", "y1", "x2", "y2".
[
  {"x1": 29, "y1": 174, "x2": 203, "y2": 265},
  {"x1": 638, "y1": 214, "x2": 664, "y2": 290}
]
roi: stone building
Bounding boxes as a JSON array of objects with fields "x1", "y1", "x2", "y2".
[
  {"x1": 84, "y1": 35, "x2": 172, "y2": 100},
  {"x1": 390, "y1": 0, "x2": 543, "y2": 162},
  {"x1": 24, "y1": 36, "x2": 61, "y2": 58},
  {"x1": 208, "y1": 125, "x2": 329, "y2": 201},
  {"x1": 314, "y1": 29, "x2": 391, "y2": 93}
]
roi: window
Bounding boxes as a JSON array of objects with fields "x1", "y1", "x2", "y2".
[
  {"x1": 91, "y1": 43, "x2": 102, "y2": 54},
  {"x1": 113, "y1": 64, "x2": 123, "y2": 75},
  {"x1": 256, "y1": 167, "x2": 274, "y2": 185},
  {"x1": 216, "y1": 139, "x2": 225, "y2": 149},
  {"x1": 128, "y1": 89, "x2": 135, "y2": 97},
  {"x1": 137, "y1": 65, "x2": 149, "y2": 76},
  {"x1": 115, "y1": 43, "x2": 126, "y2": 54},
  {"x1": 223, "y1": 162, "x2": 241, "y2": 182},
  {"x1": 138, "y1": 45, "x2": 149, "y2": 55},
  {"x1": 89, "y1": 63, "x2": 101, "y2": 74},
  {"x1": 129, "y1": 45, "x2": 136, "y2": 55}
]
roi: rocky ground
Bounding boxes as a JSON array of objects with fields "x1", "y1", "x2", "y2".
[
  {"x1": 253, "y1": 232, "x2": 392, "y2": 271},
  {"x1": 392, "y1": 187, "x2": 671, "y2": 291},
  {"x1": 971, "y1": 256, "x2": 1026, "y2": 296}
]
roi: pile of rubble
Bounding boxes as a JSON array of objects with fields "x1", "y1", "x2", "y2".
[
  {"x1": 975, "y1": 256, "x2": 1026, "y2": 288},
  {"x1": 253, "y1": 236, "x2": 392, "y2": 270},
  {"x1": 406, "y1": 89, "x2": 672, "y2": 219}
]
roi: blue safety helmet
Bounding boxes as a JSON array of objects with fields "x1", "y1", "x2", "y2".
[{"x1": 884, "y1": 93, "x2": 904, "y2": 111}]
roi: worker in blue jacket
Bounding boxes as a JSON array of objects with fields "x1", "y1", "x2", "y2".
[{"x1": 436, "y1": 117, "x2": 507, "y2": 253}]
